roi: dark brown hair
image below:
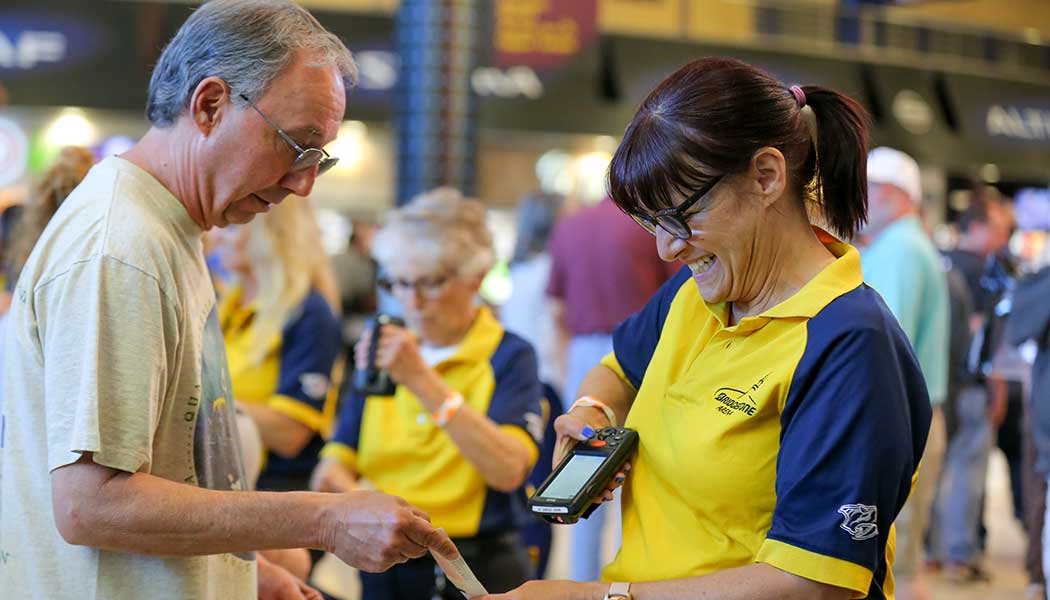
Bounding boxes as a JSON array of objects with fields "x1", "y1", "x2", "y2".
[{"x1": 608, "y1": 57, "x2": 871, "y2": 239}]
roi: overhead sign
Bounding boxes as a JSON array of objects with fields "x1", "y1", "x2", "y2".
[
  {"x1": 0, "y1": 11, "x2": 104, "y2": 74},
  {"x1": 0, "y1": 29, "x2": 66, "y2": 69},
  {"x1": 986, "y1": 105, "x2": 1050, "y2": 142},
  {"x1": 492, "y1": 0, "x2": 598, "y2": 70}
]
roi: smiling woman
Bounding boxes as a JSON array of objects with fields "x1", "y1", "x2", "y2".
[{"x1": 483, "y1": 57, "x2": 934, "y2": 600}]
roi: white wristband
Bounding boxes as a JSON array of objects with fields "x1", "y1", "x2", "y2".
[
  {"x1": 570, "y1": 396, "x2": 617, "y2": 428},
  {"x1": 432, "y1": 392, "x2": 465, "y2": 428}
]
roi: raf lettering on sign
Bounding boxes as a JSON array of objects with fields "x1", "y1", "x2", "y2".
[{"x1": 0, "y1": 30, "x2": 67, "y2": 70}]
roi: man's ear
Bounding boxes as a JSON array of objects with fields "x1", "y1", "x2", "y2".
[
  {"x1": 188, "y1": 77, "x2": 231, "y2": 136},
  {"x1": 749, "y1": 147, "x2": 787, "y2": 208}
]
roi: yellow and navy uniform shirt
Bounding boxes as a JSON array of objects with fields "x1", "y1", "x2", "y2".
[
  {"x1": 321, "y1": 306, "x2": 544, "y2": 538},
  {"x1": 219, "y1": 286, "x2": 342, "y2": 489},
  {"x1": 601, "y1": 239, "x2": 931, "y2": 600}
]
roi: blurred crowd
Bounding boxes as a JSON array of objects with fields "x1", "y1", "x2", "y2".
[
  {"x1": 4, "y1": 137, "x2": 1049, "y2": 600},
  {"x1": 1, "y1": 2, "x2": 1050, "y2": 600}
]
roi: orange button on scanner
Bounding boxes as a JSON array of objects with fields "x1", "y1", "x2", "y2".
[{"x1": 589, "y1": 440, "x2": 607, "y2": 447}]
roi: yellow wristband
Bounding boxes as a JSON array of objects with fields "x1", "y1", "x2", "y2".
[
  {"x1": 432, "y1": 392, "x2": 465, "y2": 427},
  {"x1": 570, "y1": 396, "x2": 617, "y2": 428}
]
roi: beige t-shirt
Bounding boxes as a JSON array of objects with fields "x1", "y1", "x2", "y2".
[{"x1": 0, "y1": 156, "x2": 256, "y2": 599}]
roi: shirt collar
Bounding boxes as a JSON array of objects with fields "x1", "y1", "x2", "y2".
[
  {"x1": 107, "y1": 156, "x2": 202, "y2": 240},
  {"x1": 436, "y1": 305, "x2": 503, "y2": 367},
  {"x1": 702, "y1": 230, "x2": 864, "y2": 328},
  {"x1": 758, "y1": 240, "x2": 863, "y2": 320}
]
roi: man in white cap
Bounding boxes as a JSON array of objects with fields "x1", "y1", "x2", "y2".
[{"x1": 858, "y1": 146, "x2": 950, "y2": 600}]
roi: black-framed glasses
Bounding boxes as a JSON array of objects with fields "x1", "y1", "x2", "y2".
[
  {"x1": 630, "y1": 174, "x2": 725, "y2": 240},
  {"x1": 239, "y1": 93, "x2": 339, "y2": 175},
  {"x1": 377, "y1": 273, "x2": 453, "y2": 298}
]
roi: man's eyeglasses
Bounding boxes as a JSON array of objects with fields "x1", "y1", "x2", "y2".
[
  {"x1": 377, "y1": 274, "x2": 452, "y2": 298},
  {"x1": 630, "y1": 174, "x2": 724, "y2": 240},
  {"x1": 239, "y1": 93, "x2": 338, "y2": 175}
]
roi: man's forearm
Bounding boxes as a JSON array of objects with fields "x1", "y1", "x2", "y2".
[{"x1": 53, "y1": 457, "x2": 333, "y2": 556}]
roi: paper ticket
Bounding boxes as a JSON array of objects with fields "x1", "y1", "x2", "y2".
[{"x1": 431, "y1": 530, "x2": 488, "y2": 598}]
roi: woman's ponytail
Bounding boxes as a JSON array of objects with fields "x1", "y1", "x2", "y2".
[{"x1": 803, "y1": 85, "x2": 871, "y2": 239}]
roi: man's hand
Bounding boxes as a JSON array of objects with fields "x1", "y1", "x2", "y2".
[
  {"x1": 257, "y1": 554, "x2": 323, "y2": 600},
  {"x1": 320, "y1": 490, "x2": 458, "y2": 573}
]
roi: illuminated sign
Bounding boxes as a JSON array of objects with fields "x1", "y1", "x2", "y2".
[
  {"x1": 471, "y1": 65, "x2": 544, "y2": 98},
  {"x1": 0, "y1": 11, "x2": 103, "y2": 74},
  {"x1": 0, "y1": 29, "x2": 65, "y2": 69},
  {"x1": 986, "y1": 105, "x2": 1050, "y2": 141}
]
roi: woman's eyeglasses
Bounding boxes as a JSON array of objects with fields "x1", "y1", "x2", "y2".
[
  {"x1": 377, "y1": 274, "x2": 452, "y2": 298},
  {"x1": 630, "y1": 174, "x2": 724, "y2": 240},
  {"x1": 239, "y1": 93, "x2": 339, "y2": 175}
]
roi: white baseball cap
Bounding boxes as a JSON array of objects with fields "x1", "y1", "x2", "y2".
[{"x1": 867, "y1": 146, "x2": 922, "y2": 204}]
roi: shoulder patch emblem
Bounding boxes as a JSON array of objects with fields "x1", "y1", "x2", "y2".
[
  {"x1": 299, "y1": 373, "x2": 330, "y2": 400},
  {"x1": 838, "y1": 503, "x2": 878, "y2": 541},
  {"x1": 524, "y1": 412, "x2": 545, "y2": 443}
]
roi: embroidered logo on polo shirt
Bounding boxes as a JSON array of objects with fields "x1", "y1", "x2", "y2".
[
  {"x1": 713, "y1": 388, "x2": 757, "y2": 416},
  {"x1": 837, "y1": 504, "x2": 878, "y2": 541},
  {"x1": 299, "y1": 373, "x2": 330, "y2": 400},
  {"x1": 524, "y1": 412, "x2": 545, "y2": 442},
  {"x1": 712, "y1": 373, "x2": 771, "y2": 417}
]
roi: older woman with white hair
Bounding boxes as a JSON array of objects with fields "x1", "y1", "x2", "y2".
[{"x1": 311, "y1": 188, "x2": 545, "y2": 598}]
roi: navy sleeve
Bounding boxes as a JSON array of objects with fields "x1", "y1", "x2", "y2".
[
  {"x1": 768, "y1": 289, "x2": 932, "y2": 575},
  {"x1": 611, "y1": 265, "x2": 691, "y2": 389},
  {"x1": 275, "y1": 291, "x2": 341, "y2": 412},
  {"x1": 330, "y1": 391, "x2": 365, "y2": 449},
  {"x1": 488, "y1": 333, "x2": 545, "y2": 446}
]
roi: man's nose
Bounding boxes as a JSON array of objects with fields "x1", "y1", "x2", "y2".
[{"x1": 280, "y1": 165, "x2": 318, "y2": 197}]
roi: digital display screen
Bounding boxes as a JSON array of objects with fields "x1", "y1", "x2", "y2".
[{"x1": 538, "y1": 454, "x2": 606, "y2": 500}]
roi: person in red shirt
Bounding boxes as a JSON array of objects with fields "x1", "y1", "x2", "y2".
[{"x1": 545, "y1": 196, "x2": 677, "y2": 581}]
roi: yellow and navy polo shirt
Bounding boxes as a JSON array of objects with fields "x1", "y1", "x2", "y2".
[
  {"x1": 219, "y1": 286, "x2": 342, "y2": 489},
  {"x1": 601, "y1": 240, "x2": 931, "y2": 600},
  {"x1": 321, "y1": 306, "x2": 544, "y2": 538}
]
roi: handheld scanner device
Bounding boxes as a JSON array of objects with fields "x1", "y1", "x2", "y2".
[
  {"x1": 352, "y1": 314, "x2": 405, "y2": 396},
  {"x1": 528, "y1": 427, "x2": 638, "y2": 524}
]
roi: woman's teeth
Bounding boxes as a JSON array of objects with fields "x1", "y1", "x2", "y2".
[{"x1": 688, "y1": 255, "x2": 715, "y2": 274}]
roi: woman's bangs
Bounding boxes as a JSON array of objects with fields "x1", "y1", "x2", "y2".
[{"x1": 610, "y1": 120, "x2": 720, "y2": 215}]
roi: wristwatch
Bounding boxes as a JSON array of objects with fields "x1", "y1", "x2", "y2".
[{"x1": 604, "y1": 582, "x2": 632, "y2": 600}]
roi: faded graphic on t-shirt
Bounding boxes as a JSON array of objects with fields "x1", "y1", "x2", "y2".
[{"x1": 194, "y1": 308, "x2": 253, "y2": 561}]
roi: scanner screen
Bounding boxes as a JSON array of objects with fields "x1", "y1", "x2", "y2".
[{"x1": 540, "y1": 454, "x2": 606, "y2": 500}]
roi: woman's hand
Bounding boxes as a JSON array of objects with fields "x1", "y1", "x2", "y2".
[
  {"x1": 355, "y1": 324, "x2": 430, "y2": 392},
  {"x1": 309, "y1": 457, "x2": 358, "y2": 494},
  {"x1": 552, "y1": 410, "x2": 631, "y2": 503},
  {"x1": 477, "y1": 580, "x2": 606, "y2": 600},
  {"x1": 257, "y1": 553, "x2": 324, "y2": 600}
]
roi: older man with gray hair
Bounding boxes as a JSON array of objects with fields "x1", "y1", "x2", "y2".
[{"x1": 0, "y1": 2, "x2": 455, "y2": 599}]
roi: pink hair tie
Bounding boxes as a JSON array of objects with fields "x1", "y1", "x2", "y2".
[{"x1": 789, "y1": 85, "x2": 806, "y2": 108}]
